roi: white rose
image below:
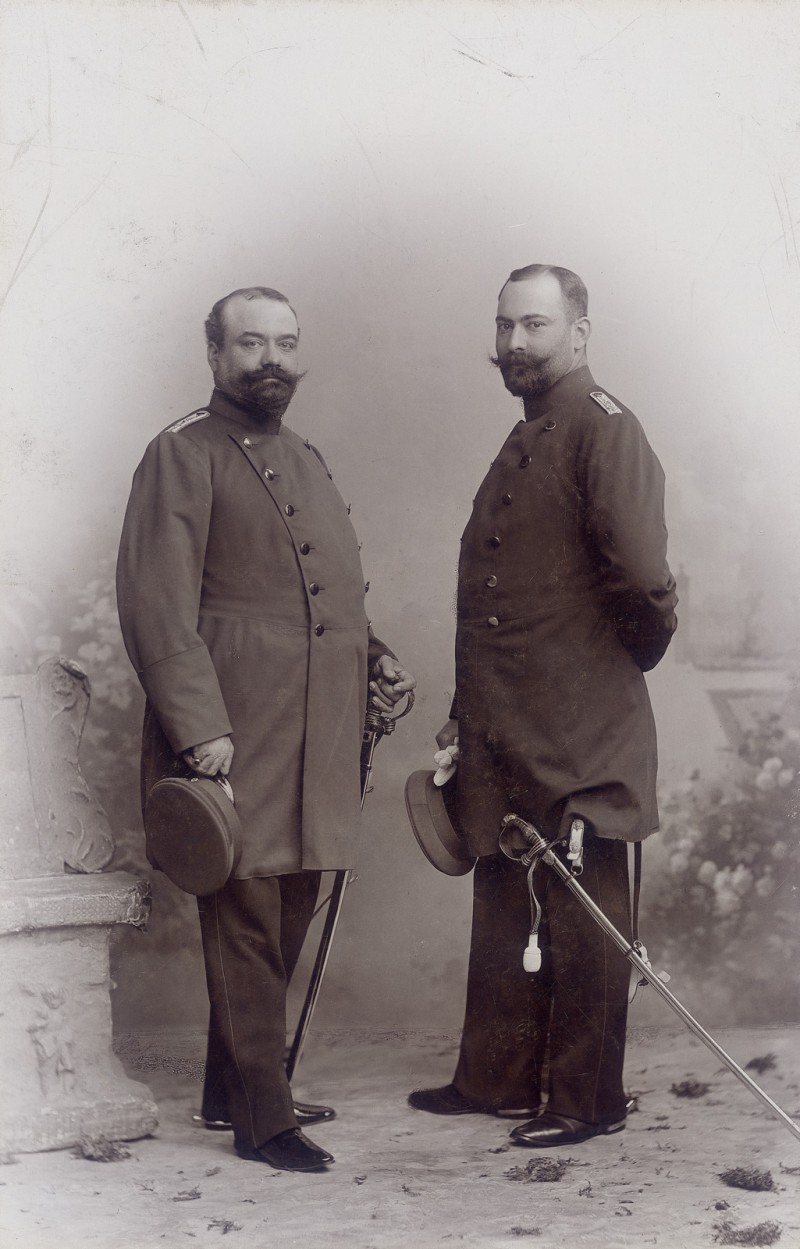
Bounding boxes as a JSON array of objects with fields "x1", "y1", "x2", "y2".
[
  {"x1": 714, "y1": 890, "x2": 739, "y2": 918},
  {"x1": 731, "y1": 865, "x2": 754, "y2": 896},
  {"x1": 697, "y1": 861, "x2": 718, "y2": 887}
]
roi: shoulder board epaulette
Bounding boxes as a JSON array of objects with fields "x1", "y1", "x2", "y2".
[
  {"x1": 166, "y1": 409, "x2": 210, "y2": 434},
  {"x1": 589, "y1": 391, "x2": 622, "y2": 416}
]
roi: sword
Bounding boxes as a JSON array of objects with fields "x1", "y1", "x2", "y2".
[
  {"x1": 499, "y1": 812, "x2": 800, "y2": 1145},
  {"x1": 285, "y1": 690, "x2": 414, "y2": 1082}
]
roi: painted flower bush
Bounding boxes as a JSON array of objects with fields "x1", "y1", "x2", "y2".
[{"x1": 647, "y1": 710, "x2": 800, "y2": 1023}]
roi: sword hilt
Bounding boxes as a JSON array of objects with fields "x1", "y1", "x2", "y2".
[{"x1": 364, "y1": 687, "x2": 415, "y2": 739}]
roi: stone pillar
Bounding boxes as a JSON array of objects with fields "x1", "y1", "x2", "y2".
[{"x1": 0, "y1": 657, "x2": 157, "y2": 1153}]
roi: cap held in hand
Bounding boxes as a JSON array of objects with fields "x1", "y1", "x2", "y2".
[
  {"x1": 404, "y1": 769, "x2": 477, "y2": 877},
  {"x1": 145, "y1": 774, "x2": 242, "y2": 895}
]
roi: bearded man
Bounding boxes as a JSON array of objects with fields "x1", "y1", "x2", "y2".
[
  {"x1": 117, "y1": 286, "x2": 414, "y2": 1172},
  {"x1": 409, "y1": 264, "x2": 677, "y2": 1147}
]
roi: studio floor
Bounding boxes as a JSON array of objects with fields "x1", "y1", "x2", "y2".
[{"x1": 2, "y1": 1025, "x2": 799, "y2": 1249}]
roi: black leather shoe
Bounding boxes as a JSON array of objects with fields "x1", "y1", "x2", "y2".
[
  {"x1": 510, "y1": 1110, "x2": 626, "y2": 1148},
  {"x1": 293, "y1": 1101, "x2": 336, "y2": 1126},
  {"x1": 193, "y1": 1101, "x2": 336, "y2": 1131},
  {"x1": 408, "y1": 1084, "x2": 539, "y2": 1120},
  {"x1": 236, "y1": 1128, "x2": 334, "y2": 1172}
]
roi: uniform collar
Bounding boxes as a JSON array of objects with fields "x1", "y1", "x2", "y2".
[
  {"x1": 208, "y1": 387, "x2": 284, "y2": 436},
  {"x1": 522, "y1": 363, "x2": 595, "y2": 422}
]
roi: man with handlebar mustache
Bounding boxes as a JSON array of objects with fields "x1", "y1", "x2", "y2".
[
  {"x1": 410, "y1": 265, "x2": 677, "y2": 1148},
  {"x1": 117, "y1": 286, "x2": 414, "y2": 1173}
]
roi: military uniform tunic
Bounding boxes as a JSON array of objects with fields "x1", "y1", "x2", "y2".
[
  {"x1": 453, "y1": 364, "x2": 677, "y2": 854},
  {"x1": 448, "y1": 363, "x2": 677, "y2": 1124},
  {"x1": 117, "y1": 388, "x2": 385, "y2": 877}
]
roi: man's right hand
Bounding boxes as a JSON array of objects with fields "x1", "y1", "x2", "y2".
[
  {"x1": 436, "y1": 719, "x2": 459, "y2": 750},
  {"x1": 183, "y1": 735, "x2": 234, "y2": 777}
]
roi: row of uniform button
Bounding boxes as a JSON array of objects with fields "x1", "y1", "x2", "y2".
[
  {"x1": 252, "y1": 447, "x2": 328, "y2": 627},
  {"x1": 486, "y1": 450, "x2": 533, "y2": 548},
  {"x1": 241, "y1": 436, "x2": 333, "y2": 635},
  {"x1": 480, "y1": 451, "x2": 535, "y2": 627}
]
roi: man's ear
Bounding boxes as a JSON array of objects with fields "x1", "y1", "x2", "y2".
[
  {"x1": 573, "y1": 317, "x2": 591, "y2": 352},
  {"x1": 207, "y1": 341, "x2": 219, "y2": 372}
]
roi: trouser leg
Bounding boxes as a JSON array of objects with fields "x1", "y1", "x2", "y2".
[
  {"x1": 544, "y1": 836, "x2": 631, "y2": 1125},
  {"x1": 278, "y1": 871, "x2": 322, "y2": 981},
  {"x1": 197, "y1": 871, "x2": 320, "y2": 1147},
  {"x1": 452, "y1": 840, "x2": 631, "y2": 1124},
  {"x1": 453, "y1": 852, "x2": 550, "y2": 1110},
  {"x1": 200, "y1": 1004, "x2": 229, "y2": 1122}
]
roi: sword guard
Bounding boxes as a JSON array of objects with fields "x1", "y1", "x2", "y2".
[{"x1": 365, "y1": 688, "x2": 416, "y2": 738}]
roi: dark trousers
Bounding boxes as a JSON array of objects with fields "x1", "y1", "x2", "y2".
[
  {"x1": 197, "y1": 871, "x2": 320, "y2": 1149},
  {"x1": 453, "y1": 838, "x2": 631, "y2": 1125}
]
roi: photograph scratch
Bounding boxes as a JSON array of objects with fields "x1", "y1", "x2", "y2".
[
  {"x1": 172, "y1": 0, "x2": 206, "y2": 60},
  {"x1": 1, "y1": 4, "x2": 799, "y2": 1248}
]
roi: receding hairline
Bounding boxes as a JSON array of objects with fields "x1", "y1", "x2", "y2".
[
  {"x1": 205, "y1": 286, "x2": 299, "y2": 348},
  {"x1": 498, "y1": 264, "x2": 588, "y2": 320}
]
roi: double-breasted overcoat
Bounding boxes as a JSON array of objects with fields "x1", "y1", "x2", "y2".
[
  {"x1": 453, "y1": 364, "x2": 677, "y2": 854},
  {"x1": 117, "y1": 388, "x2": 386, "y2": 877}
]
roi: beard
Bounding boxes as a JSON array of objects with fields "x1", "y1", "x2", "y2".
[
  {"x1": 491, "y1": 350, "x2": 568, "y2": 398},
  {"x1": 221, "y1": 364, "x2": 306, "y2": 419}
]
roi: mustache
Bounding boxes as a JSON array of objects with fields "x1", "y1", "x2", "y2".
[
  {"x1": 490, "y1": 351, "x2": 536, "y2": 371},
  {"x1": 244, "y1": 364, "x2": 308, "y2": 387}
]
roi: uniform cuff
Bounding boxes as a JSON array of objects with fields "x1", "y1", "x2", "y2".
[{"x1": 138, "y1": 645, "x2": 232, "y2": 754}]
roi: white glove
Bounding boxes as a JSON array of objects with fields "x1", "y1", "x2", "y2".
[{"x1": 433, "y1": 739, "x2": 459, "y2": 787}]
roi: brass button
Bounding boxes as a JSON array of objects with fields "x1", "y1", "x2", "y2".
[
  {"x1": 487, "y1": 616, "x2": 500, "y2": 628},
  {"x1": 544, "y1": 420, "x2": 556, "y2": 431},
  {"x1": 299, "y1": 542, "x2": 311, "y2": 555},
  {"x1": 364, "y1": 581, "x2": 370, "y2": 593},
  {"x1": 264, "y1": 468, "x2": 275, "y2": 481},
  {"x1": 486, "y1": 575, "x2": 498, "y2": 588},
  {"x1": 314, "y1": 624, "x2": 325, "y2": 636},
  {"x1": 489, "y1": 535, "x2": 501, "y2": 548},
  {"x1": 309, "y1": 582, "x2": 320, "y2": 595},
  {"x1": 519, "y1": 454, "x2": 531, "y2": 468},
  {"x1": 285, "y1": 504, "x2": 294, "y2": 516},
  {"x1": 243, "y1": 437, "x2": 252, "y2": 448},
  {"x1": 502, "y1": 492, "x2": 513, "y2": 505}
]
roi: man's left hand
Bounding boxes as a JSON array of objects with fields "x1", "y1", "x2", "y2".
[{"x1": 369, "y1": 655, "x2": 416, "y2": 712}]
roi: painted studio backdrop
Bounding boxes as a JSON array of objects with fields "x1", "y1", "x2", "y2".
[{"x1": 1, "y1": 0, "x2": 799, "y2": 1038}]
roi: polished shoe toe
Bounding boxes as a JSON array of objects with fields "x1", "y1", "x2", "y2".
[
  {"x1": 293, "y1": 1100, "x2": 336, "y2": 1126},
  {"x1": 511, "y1": 1111, "x2": 626, "y2": 1148},
  {"x1": 408, "y1": 1084, "x2": 539, "y2": 1119},
  {"x1": 236, "y1": 1128, "x2": 334, "y2": 1172},
  {"x1": 194, "y1": 1100, "x2": 336, "y2": 1132}
]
